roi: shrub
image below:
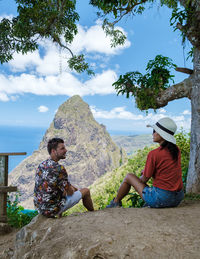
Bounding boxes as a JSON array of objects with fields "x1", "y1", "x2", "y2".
[
  {"x1": 7, "y1": 194, "x2": 38, "y2": 228},
  {"x1": 175, "y1": 130, "x2": 190, "y2": 190}
]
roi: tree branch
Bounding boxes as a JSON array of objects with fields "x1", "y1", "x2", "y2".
[
  {"x1": 110, "y1": 0, "x2": 148, "y2": 25},
  {"x1": 56, "y1": 41, "x2": 74, "y2": 57},
  {"x1": 144, "y1": 77, "x2": 193, "y2": 110},
  {"x1": 176, "y1": 67, "x2": 193, "y2": 74}
]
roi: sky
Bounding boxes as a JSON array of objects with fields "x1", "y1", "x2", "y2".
[{"x1": 0, "y1": 0, "x2": 193, "y2": 135}]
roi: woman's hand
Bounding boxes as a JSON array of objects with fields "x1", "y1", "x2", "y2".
[{"x1": 140, "y1": 174, "x2": 150, "y2": 184}]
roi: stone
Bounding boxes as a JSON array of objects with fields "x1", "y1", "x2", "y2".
[{"x1": 0, "y1": 223, "x2": 12, "y2": 235}]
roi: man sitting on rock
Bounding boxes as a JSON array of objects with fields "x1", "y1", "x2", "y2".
[{"x1": 34, "y1": 138, "x2": 94, "y2": 218}]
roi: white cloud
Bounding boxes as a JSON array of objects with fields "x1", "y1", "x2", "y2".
[
  {"x1": 0, "y1": 70, "x2": 117, "y2": 100},
  {"x1": 38, "y1": 105, "x2": 49, "y2": 113},
  {"x1": 9, "y1": 51, "x2": 41, "y2": 72},
  {"x1": 90, "y1": 106, "x2": 143, "y2": 120},
  {"x1": 158, "y1": 108, "x2": 166, "y2": 113},
  {"x1": 0, "y1": 15, "x2": 13, "y2": 21},
  {"x1": 70, "y1": 22, "x2": 131, "y2": 55},
  {"x1": 0, "y1": 20, "x2": 131, "y2": 100},
  {"x1": 9, "y1": 42, "x2": 61, "y2": 76},
  {"x1": 7, "y1": 21, "x2": 131, "y2": 77},
  {"x1": 182, "y1": 110, "x2": 191, "y2": 115},
  {"x1": 90, "y1": 106, "x2": 191, "y2": 131},
  {"x1": 0, "y1": 92, "x2": 9, "y2": 102}
]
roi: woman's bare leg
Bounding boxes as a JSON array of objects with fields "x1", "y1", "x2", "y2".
[{"x1": 114, "y1": 173, "x2": 147, "y2": 203}]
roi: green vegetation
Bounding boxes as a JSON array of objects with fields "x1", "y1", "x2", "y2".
[
  {"x1": 175, "y1": 129, "x2": 190, "y2": 190},
  {"x1": 7, "y1": 194, "x2": 38, "y2": 228},
  {"x1": 64, "y1": 130, "x2": 192, "y2": 216},
  {"x1": 7, "y1": 130, "x2": 195, "y2": 226},
  {"x1": 184, "y1": 193, "x2": 200, "y2": 200},
  {"x1": 0, "y1": 0, "x2": 92, "y2": 75},
  {"x1": 114, "y1": 55, "x2": 177, "y2": 111}
]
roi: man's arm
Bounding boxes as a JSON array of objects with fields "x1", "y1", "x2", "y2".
[
  {"x1": 65, "y1": 184, "x2": 75, "y2": 195},
  {"x1": 71, "y1": 185, "x2": 78, "y2": 191},
  {"x1": 65, "y1": 184, "x2": 78, "y2": 195},
  {"x1": 58, "y1": 165, "x2": 75, "y2": 195}
]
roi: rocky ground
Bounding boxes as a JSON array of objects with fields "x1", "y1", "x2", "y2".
[{"x1": 1, "y1": 200, "x2": 200, "y2": 259}]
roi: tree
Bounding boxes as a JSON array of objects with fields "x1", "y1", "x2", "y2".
[
  {"x1": 90, "y1": 0, "x2": 200, "y2": 193},
  {"x1": 0, "y1": 0, "x2": 199, "y2": 193},
  {"x1": 0, "y1": 0, "x2": 94, "y2": 75}
]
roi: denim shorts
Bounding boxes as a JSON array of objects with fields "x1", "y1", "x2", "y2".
[
  {"x1": 142, "y1": 186, "x2": 184, "y2": 208},
  {"x1": 59, "y1": 190, "x2": 82, "y2": 213}
]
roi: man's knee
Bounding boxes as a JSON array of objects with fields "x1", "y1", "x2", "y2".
[{"x1": 80, "y1": 188, "x2": 91, "y2": 198}]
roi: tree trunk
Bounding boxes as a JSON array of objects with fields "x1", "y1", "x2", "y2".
[{"x1": 186, "y1": 48, "x2": 200, "y2": 193}]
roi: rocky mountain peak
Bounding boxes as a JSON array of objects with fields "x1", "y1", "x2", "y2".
[
  {"x1": 9, "y1": 95, "x2": 126, "y2": 209},
  {"x1": 54, "y1": 95, "x2": 94, "y2": 129}
]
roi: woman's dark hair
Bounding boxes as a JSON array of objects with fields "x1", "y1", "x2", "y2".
[
  {"x1": 47, "y1": 138, "x2": 64, "y2": 154},
  {"x1": 161, "y1": 140, "x2": 179, "y2": 161}
]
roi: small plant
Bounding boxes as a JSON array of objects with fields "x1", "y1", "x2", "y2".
[
  {"x1": 7, "y1": 194, "x2": 38, "y2": 228},
  {"x1": 184, "y1": 193, "x2": 200, "y2": 201},
  {"x1": 127, "y1": 192, "x2": 145, "y2": 208}
]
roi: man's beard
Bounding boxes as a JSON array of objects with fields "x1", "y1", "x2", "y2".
[
  {"x1": 58, "y1": 154, "x2": 66, "y2": 160},
  {"x1": 56, "y1": 152, "x2": 66, "y2": 160}
]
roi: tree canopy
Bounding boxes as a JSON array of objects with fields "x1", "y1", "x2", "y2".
[{"x1": 0, "y1": 0, "x2": 93, "y2": 74}]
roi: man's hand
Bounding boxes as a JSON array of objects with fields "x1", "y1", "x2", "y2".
[
  {"x1": 66, "y1": 185, "x2": 75, "y2": 196},
  {"x1": 71, "y1": 185, "x2": 78, "y2": 191}
]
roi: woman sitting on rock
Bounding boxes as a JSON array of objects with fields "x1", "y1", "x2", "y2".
[{"x1": 107, "y1": 117, "x2": 184, "y2": 208}]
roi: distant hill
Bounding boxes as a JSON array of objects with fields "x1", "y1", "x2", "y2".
[{"x1": 111, "y1": 134, "x2": 154, "y2": 155}]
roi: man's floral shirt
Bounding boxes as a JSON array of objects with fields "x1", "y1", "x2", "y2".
[{"x1": 34, "y1": 158, "x2": 70, "y2": 217}]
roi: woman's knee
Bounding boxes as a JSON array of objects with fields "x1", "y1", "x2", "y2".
[{"x1": 124, "y1": 173, "x2": 135, "y2": 182}]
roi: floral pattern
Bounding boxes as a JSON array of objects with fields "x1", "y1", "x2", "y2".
[{"x1": 34, "y1": 158, "x2": 70, "y2": 217}]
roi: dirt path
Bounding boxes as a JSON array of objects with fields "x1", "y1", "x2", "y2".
[{"x1": 1, "y1": 200, "x2": 200, "y2": 259}]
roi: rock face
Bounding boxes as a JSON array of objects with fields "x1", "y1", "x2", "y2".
[
  {"x1": 1, "y1": 201, "x2": 200, "y2": 259},
  {"x1": 9, "y1": 95, "x2": 126, "y2": 209}
]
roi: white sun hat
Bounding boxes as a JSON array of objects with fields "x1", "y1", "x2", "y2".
[{"x1": 147, "y1": 117, "x2": 177, "y2": 144}]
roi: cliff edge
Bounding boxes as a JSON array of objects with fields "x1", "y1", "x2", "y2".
[{"x1": 1, "y1": 200, "x2": 200, "y2": 259}]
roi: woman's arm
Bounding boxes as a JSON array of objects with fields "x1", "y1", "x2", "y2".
[{"x1": 140, "y1": 174, "x2": 150, "y2": 184}]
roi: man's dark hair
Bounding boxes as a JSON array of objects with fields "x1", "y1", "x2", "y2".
[{"x1": 47, "y1": 138, "x2": 64, "y2": 154}]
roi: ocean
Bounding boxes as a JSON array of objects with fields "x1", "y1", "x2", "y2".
[
  {"x1": 0, "y1": 126, "x2": 46, "y2": 173},
  {"x1": 0, "y1": 126, "x2": 139, "y2": 173}
]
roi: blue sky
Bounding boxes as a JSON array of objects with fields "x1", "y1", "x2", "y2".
[{"x1": 0, "y1": 0, "x2": 192, "y2": 134}]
